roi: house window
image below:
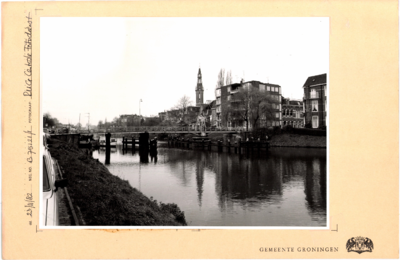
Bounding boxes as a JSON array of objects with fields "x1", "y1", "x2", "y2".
[
  {"x1": 267, "y1": 86, "x2": 271, "y2": 91},
  {"x1": 312, "y1": 116, "x2": 319, "y2": 128},
  {"x1": 227, "y1": 95, "x2": 231, "y2": 101},
  {"x1": 227, "y1": 86, "x2": 231, "y2": 92},
  {"x1": 312, "y1": 100, "x2": 318, "y2": 112},
  {"x1": 259, "y1": 84, "x2": 265, "y2": 92},
  {"x1": 310, "y1": 89, "x2": 319, "y2": 98},
  {"x1": 275, "y1": 112, "x2": 279, "y2": 118}
]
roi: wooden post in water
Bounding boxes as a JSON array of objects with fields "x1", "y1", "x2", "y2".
[
  {"x1": 208, "y1": 140, "x2": 211, "y2": 151},
  {"x1": 122, "y1": 137, "x2": 125, "y2": 150},
  {"x1": 132, "y1": 136, "x2": 135, "y2": 152},
  {"x1": 105, "y1": 132, "x2": 111, "y2": 165},
  {"x1": 238, "y1": 141, "x2": 242, "y2": 155},
  {"x1": 228, "y1": 140, "x2": 231, "y2": 153},
  {"x1": 139, "y1": 132, "x2": 149, "y2": 163}
]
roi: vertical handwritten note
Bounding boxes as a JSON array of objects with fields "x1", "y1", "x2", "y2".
[
  {"x1": 24, "y1": 12, "x2": 32, "y2": 98},
  {"x1": 23, "y1": 12, "x2": 35, "y2": 225}
]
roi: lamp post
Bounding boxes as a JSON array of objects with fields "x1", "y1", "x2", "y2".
[
  {"x1": 80, "y1": 113, "x2": 90, "y2": 133},
  {"x1": 139, "y1": 99, "x2": 142, "y2": 127}
]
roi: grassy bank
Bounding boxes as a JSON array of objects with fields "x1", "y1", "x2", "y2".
[
  {"x1": 269, "y1": 133, "x2": 326, "y2": 148},
  {"x1": 48, "y1": 138, "x2": 186, "y2": 226}
]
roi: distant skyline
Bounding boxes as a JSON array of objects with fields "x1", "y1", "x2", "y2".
[{"x1": 41, "y1": 17, "x2": 328, "y2": 125}]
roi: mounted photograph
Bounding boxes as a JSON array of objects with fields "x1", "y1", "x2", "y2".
[{"x1": 40, "y1": 17, "x2": 328, "y2": 228}]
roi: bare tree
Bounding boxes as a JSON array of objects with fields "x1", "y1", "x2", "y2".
[
  {"x1": 223, "y1": 85, "x2": 276, "y2": 131},
  {"x1": 216, "y1": 68, "x2": 225, "y2": 90},
  {"x1": 225, "y1": 70, "x2": 233, "y2": 85},
  {"x1": 174, "y1": 95, "x2": 193, "y2": 121}
]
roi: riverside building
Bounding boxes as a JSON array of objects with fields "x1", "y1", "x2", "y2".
[
  {"x1": 215, "y1": 80, "x2": 282, "y2": 130},
  {"x1": 302, "y1": 73, "x2": 327, "y2": 129}
]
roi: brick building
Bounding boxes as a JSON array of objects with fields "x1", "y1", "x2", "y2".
[
  {"x1": 302, "y1": 73, "x2": 327, "y2": 128},
  {"x1": 282, "y1": 98, "x2": 304, "y2": 128},
  {"x1": 215, "y1": 80, "x2": 282, "y2": 130},
  {"x1": 119, "y1": 114, "x2": 142, "y2": 127}
]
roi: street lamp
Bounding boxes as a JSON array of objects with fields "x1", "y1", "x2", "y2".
[
  {"x1": 139, "y1": 99, "x2": 142, "y2": 127},
  {"x1": 80, "y1": 113, "x2": 90, "y2": 133}
]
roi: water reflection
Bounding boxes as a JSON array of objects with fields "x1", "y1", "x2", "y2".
[{"x1": 93, "y1": 142, "x2": 326, "y2": 226}]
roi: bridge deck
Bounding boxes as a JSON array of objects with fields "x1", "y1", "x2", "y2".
[{"x1": 90, "y1": 131, "x2": 239, "y2": 135}]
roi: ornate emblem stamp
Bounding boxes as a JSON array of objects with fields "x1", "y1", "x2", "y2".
[{"x1": 346, "y1": 237, "x2": 374, "y2": 254}]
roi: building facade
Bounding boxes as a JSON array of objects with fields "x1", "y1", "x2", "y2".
[
  {"x1": 303, "y1": 73, "x2": 327, "y2": 129},
  {"x1": 215, "y1": 80, "x2": 282, "y2": 130},
  {"x1": 119, "y1": 114, "x2": 142, "y2": 127},
  {"x1": 282, "y1": 98, "x2": 304, "y2": 128}
]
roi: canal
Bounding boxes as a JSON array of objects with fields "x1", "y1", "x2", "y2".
[{"x1": 92, "y1": 141, "x2": 326, "y2": 227}]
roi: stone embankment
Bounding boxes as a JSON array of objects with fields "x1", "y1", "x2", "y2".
[
  {"x1": 269, "y1": 134, "x2": 326, "y2": 148},
  {"x1": 48, "y1": 137, "x2": 186, "y2": 226}
]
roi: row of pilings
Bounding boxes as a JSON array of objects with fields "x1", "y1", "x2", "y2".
[
  {"x1": 167, "y1": 137, "x2": 270, "y2": 155},
  {"x1": 105, "y1": 132, "x2": 157, "y2": 164}
]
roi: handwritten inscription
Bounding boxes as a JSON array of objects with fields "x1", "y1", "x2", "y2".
[
  {"x1": 23, "y1": 12, "x2": 35, "y2": 226},
  {"x1": 24, "y1": 126, "x2": 36, "y2": 163},
  {"x1": 25, "y1": 193, "x2": 35, "y2": 217},
  {"x1": 24, "y1": 13, "x2": 32, "y2": 98}
]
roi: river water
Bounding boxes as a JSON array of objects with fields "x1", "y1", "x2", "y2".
[{"x1": 92, "y1": 141, "x2": 326, "y2": 227}]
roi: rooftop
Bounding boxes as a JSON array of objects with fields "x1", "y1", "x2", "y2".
[{"x1": 303, "y1": 73, "x2": 327, "y2": 87}]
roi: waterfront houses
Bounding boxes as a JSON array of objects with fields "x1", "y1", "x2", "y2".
[
  {"x1": 302, "y1": 73, "x2": 327, "y2": 129},
  {"x1": 282, "y1": 97, "x2": 304, "y2": 128}
]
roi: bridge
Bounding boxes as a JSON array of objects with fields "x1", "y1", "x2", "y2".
[
  {"x1": 89, "y1": 130, "x2": 239, "y2": 135},
  {"x1": 78, "y1": 126, "x2": 243, "y2": 135}
]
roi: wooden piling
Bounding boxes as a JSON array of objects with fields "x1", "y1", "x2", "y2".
[{"x1": 105, "y1": 132, "x2": 111, "y2": 165}]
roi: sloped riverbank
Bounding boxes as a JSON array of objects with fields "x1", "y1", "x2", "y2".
[{"x1": 47, "y1": 138, "x2": 186, "y2": 226}]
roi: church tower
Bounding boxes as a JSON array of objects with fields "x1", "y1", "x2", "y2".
[{"x1": 195, "y1": 68, "x2": 204, "y2": 106}]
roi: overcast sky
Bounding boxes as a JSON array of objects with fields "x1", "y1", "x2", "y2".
[{"x1": 41, "y1": 17, "x2": 328, "y2": 126}]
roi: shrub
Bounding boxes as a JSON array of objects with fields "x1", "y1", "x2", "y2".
[
  {"x1": 292, "y1": 128, "x2": 326, "y2": 136},
  {"x1": 282, "y1": 125, "x2": 294, "y2": 133},
  {"x1": 319, "y1": 125, "x2": 327, "y2": 131},
  {"x1": 273, "y1": 126, "x2": 281, "y2": 135},
  {"x1": 251, "y1": 128, "x2": 268, "y2": 140}
]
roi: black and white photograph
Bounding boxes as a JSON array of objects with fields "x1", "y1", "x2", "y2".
[{"x1": 40, "y1": 17, "x2": 328, "y2": 228}]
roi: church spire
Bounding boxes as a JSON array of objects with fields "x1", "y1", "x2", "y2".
[{"x1": 196, "y1": 68, "x2": 204, "y2": 106}]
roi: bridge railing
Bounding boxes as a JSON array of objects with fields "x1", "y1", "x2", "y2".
[{"x1": 86, "y1": 126, "x2": 243, "y2": 133}]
